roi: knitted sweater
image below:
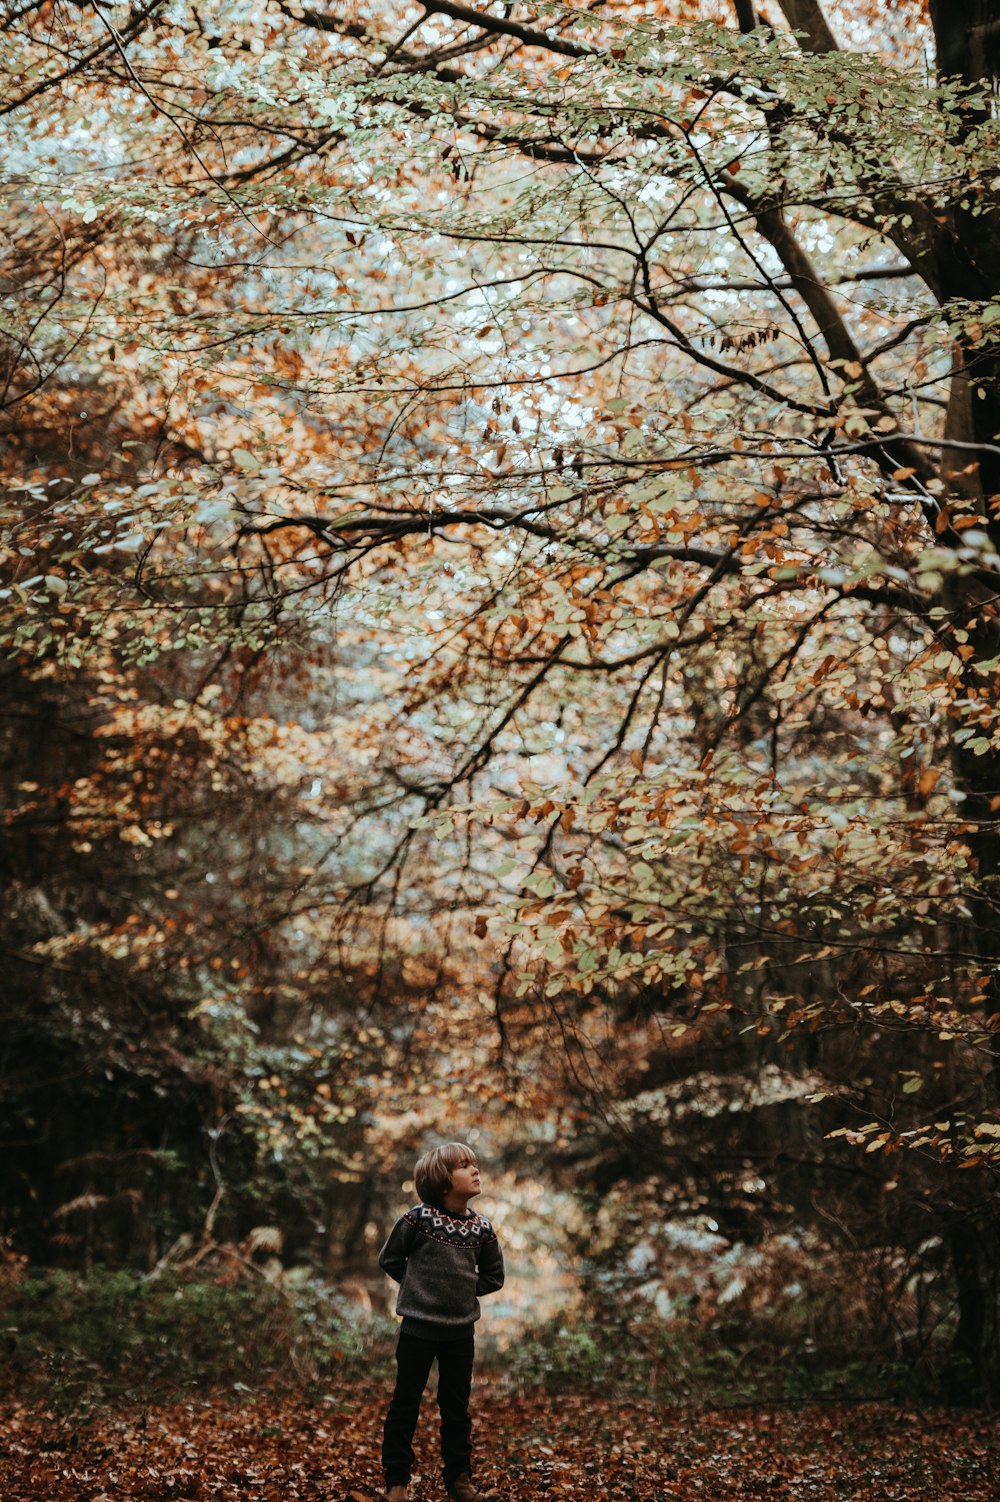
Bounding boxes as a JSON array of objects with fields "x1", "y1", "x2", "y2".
[{"x1": 378, "y1": 1202, "x2": 505, "y2": 1341}]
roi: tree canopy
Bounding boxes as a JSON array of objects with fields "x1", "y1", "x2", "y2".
[{"x1": 3, "y1": 0, "x2": 1000, "y2": 1393}]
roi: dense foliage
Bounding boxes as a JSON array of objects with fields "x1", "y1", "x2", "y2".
[{"x1": 2, "y1": 0, "x2": 999, "y2": 1396}]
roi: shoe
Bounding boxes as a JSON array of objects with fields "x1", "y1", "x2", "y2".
[
  {"x1": 381, "y1": 1486, "x2": 409, "y2": 1502},
  {"x1": 445, "y1": 1475, "x2": 499, "y2": 1502}
]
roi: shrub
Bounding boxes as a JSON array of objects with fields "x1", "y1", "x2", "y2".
[{"x1": 0, "y1": 1267, "x2": 396, "y2": 1403}]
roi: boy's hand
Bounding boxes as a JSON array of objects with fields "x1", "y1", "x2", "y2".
[{"x1": 475, "y1": 1237, "x2": 505, "y2": 1297}]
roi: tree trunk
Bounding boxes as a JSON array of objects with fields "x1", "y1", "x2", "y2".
[
  {"x1": 929, "y1": 3, "x2": 1000, "y2": 1390},
  {"x1": 948, "y1": 1222, "x2": 987, "y2": 1399}
]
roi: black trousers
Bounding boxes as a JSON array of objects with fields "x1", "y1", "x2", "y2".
[{"x1": 381, "y1": 1331, "x2": 475, "y2": 1487}]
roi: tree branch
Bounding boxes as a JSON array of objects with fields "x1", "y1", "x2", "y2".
[
  {"x1": 772, "y1": 0, "x2": 839, "y2": 54},
  {"x1": 418, "y1": 0, "x2": 596, "y2": 59}
]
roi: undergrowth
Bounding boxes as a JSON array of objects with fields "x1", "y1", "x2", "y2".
[
  {"x1": 501, "y1": 1314, "x2": 919, "y2": 1407},
  {"x1": 500, "y1": 1229, "x2": 992, "y2": 1407},
  {"x1": 0, "y1": 1268, "x2": 396, "y2": 1405},
  {"x1": 1, "y1": 1268, "x2": 983, "y2": 1410}
]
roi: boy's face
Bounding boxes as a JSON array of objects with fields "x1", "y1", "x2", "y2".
[{"x1": 448, "y1": 1154, "x2": 481, "y2": 1201}]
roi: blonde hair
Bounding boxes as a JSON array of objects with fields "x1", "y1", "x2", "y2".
[{"x1": 414, "y1": 1141, "x2": 477, "y2": 1209}]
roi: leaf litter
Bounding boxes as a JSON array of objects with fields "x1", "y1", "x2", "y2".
[{"x1": 1, "y1": 1382, "x2": 997, "y2": 1501}]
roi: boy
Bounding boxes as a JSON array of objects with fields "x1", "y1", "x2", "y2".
[{"x1": 378, "y1": 1141, "x2": 505, "y2": 1502}]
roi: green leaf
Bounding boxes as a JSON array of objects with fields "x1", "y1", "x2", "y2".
[{"x1": 231, "y1": 448, "x2": 262, "y2": 472}]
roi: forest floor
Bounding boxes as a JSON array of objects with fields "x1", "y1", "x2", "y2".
[{"x1": 2, "y1": 1378, "x2": 998, "y2": 1502}]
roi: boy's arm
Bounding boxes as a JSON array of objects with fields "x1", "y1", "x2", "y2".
[
  {"x1": 378, "y1": 1216, "x2": 416, "y2": 1283},
  {"x1": 475, "y1": 1233, "x2": 505, "y2": 1297}
]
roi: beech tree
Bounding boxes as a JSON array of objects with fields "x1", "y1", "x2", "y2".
[{"x1": 3, "y1": 0, "x2": 1000, "y2": 1384}]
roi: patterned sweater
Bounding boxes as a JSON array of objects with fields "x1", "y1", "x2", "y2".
[{"x1": 378, "y1": 1202, "x2": 505, "y2": 1341}]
